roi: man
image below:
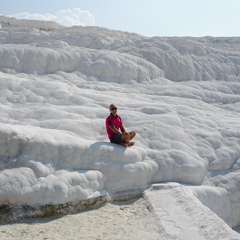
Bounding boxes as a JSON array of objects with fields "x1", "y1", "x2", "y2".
[{"x1": 106, "y1": 104, "x2": 136, "y2": 147}]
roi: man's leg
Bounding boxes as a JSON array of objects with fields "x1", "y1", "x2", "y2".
[
  {"x1": 129, "y1": 131, "x2": 136, "y2": 140},
  {"x1": 121, "y1": 131, "x2": 136, "y2": 147},
  {"x1": 121, "y1": 132, "x2": 130, "y2": 143}
]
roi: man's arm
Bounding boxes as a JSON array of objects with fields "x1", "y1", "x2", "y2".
[
  {"x1": 109, "y1": 123, "x2": 122, "y2": 134},
  {"x1": 120, "y1": 124, "x2": 126, "y2": 133}
]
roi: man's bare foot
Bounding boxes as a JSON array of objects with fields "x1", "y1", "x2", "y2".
[
  {"x1": 128, "y1": 142, "x2": 135, "y2": 146},
  {"x1": 120, "y1": 142, "x2": 135, "y2": 147},
  {"x1": 120, "y1": 143, "x2": 129, "y2": 147}
]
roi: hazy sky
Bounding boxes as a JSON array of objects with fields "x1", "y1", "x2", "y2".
[{"x1": 0, "y1": 0, "x2": 240, "y2": 37}]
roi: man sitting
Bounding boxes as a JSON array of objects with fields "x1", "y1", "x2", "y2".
[{"x1": 105, "y1": 104, "x2": 136, "y2": 147}]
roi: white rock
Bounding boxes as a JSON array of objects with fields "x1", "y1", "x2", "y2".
[{"x1": 0, "y1": 23, "x2": 240, "y2": 235}]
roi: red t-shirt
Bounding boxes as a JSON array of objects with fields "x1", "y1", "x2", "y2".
[{"x1": 106, "y1": 114, "x2": 122, "y2": 139}]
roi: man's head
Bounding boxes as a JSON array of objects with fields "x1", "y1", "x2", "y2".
[{"x1": 109, "y1": 104, "x2": 117, "y2": 115}]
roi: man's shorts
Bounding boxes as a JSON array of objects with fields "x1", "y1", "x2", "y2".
[{"x1": 110, "y1": 134, "x2": 124, "y2": 144}]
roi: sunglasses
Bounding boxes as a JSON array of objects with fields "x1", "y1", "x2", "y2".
[{"x1": 111, "y1": 108, "x2": 117, "y2": 110}]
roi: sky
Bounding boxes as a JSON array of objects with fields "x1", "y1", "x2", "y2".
[{"x1": 0, "y1": 0, "x2": 240, "y2": 37}]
